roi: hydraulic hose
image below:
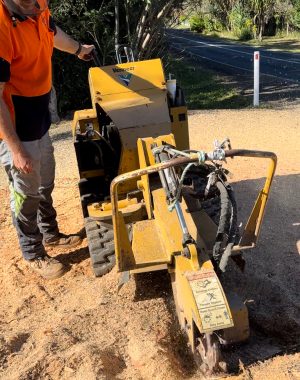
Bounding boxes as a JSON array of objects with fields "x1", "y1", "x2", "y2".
[
  {"x1": 219, "y1": 185, "x2": 238, "y2": 272},
  {"x1": 212, "y1": 181, "x2": 231, "y2": 265}
]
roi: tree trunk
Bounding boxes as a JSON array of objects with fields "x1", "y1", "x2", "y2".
[
  {"x1": 258, "y1": 14, "x2": 264, "y2": 41},
  {"x1": 134, "y1": 2, "x2": 151, "y2": 57},
  {"x1": 124, "y1": 0, "x2": 131, "y2": 43}
]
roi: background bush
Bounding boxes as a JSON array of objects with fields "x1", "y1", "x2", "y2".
[
  {"x1": 190, "y1": 13, "x2": 222, "y2": 33},
  {"x1": 185, "y1": 0, "x2": 300, "y2": 41},
  {"x1": 229, "y1": 4, "x2": 254, "y2": 40},
  {"x1": 51, "y1": 0, "x2": 115, "y2": 113},
  {"x1": 190, "y1": 14, "x2": 205, "y2": 32}
]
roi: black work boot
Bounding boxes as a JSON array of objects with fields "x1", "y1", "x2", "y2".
[{"x1": 27, "y1": 255, "x2": 66, "y2": 280}]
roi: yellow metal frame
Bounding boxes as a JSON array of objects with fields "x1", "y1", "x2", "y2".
[
  {"x1": 87, "y1": 197, "x2": 146, "y2": 223},
  {"x1": 231, "y1": 150, "x2": 277, "y2": 250},
  {"x1": 169, "y1": 105, "x2": 189, "y2": 151},
  {"x1": 110, "y1": 148, "x2": 277, "y2": 265},
  {"x1": 72, "y1": 109, "x2": 98, "y2": 138}
]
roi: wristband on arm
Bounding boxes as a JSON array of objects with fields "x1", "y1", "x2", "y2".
[{"x1": 74, "y1": 42, "x2": 82, "y2": 56}]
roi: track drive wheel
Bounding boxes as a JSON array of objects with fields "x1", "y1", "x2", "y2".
[
  {"x1": 85, "y1": 217, "x2": 115, "y2": 277},
  {"x1": 195, "y1": 333, "x2": 227, "y2": 375}
]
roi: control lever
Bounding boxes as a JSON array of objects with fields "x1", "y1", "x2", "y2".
[{"x1": 91, "y1": 49, "x2": 102, "y2": 67}]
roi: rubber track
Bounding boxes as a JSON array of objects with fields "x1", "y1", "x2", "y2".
[{"x1": 85, "y1": 217, "x2": 115, "y2": 277}]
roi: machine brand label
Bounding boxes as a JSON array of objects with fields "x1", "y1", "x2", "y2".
[
  {"x1": 118, "y1": 73, "x2": 133, "y2": 87},
  {"x1": 113, "y1": 67, "x2": 135, "y2": 73}
]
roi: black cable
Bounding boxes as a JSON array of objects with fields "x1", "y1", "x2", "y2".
[{"x1": 91, "y1": 130, "x2": 116, "y2": 155}]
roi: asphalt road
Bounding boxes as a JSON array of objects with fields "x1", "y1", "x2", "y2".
[{"x1": 168, "y1": 29, "x2": 300, "y2": 86}]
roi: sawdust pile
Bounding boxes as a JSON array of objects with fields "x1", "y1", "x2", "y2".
[{"x1": 0, "y1": 109, "x2": 299, "y2": 379}]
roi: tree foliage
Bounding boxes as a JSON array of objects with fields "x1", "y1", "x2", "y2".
[{"x1": 186, "y1": 0, "x2": 300, "y2": 41}]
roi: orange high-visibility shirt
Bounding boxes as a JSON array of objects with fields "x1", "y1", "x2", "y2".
[{"x1": 0, "y1": 3, "x2": 55, "y2": 141}]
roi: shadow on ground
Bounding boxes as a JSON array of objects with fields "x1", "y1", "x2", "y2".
[
  {"x1": 252, "y1": 39, "x2": 300, "y2": 53},
  {"x1": 226, "y1": 173, "x2": 300, "y2": 342},
  {"x1": 56, "y1": 247, "x2": 90, "y2": 266},
  {"x1": 51, "y1": 130, "x2": 72, "y2": 142}
]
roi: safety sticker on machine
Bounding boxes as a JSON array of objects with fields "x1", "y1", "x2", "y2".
[{"x1": 187, "y1": 270, "x2": 234, "y2": 332}]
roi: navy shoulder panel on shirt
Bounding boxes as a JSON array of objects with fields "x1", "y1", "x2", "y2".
[
  {"x1": 49, "y1": 15, "x2": 57, "y2": 35},
  {"x1": 0, "y1": 57, "x2": 10, "y2": 82}
]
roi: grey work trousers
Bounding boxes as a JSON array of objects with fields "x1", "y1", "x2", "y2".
[{"x1": 0, "y1": 132, "x2": 59, "y2": 260}]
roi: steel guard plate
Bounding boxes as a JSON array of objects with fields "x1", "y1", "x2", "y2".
[{"x1": 187, "y1": 270, "x2": 234, "y2": 332}]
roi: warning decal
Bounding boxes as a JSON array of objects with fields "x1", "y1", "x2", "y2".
[{"x1": 187, "y1": 270, "x2": 234, "y2": 332}]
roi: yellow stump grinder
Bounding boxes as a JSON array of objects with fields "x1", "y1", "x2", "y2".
[{"x1": 71, "y1": 47, "x2": 277, "y2": 373}]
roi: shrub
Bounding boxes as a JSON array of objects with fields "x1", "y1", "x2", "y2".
[
  {"x1": 190, "y1": 15, "x2": 205, "y2": 32},
  {"x1": 229, "y1": 4, "x2": 253, "y2": 41},
  {"x1": 213, "y1": 19, "x2": 223, "y2": 32},
  {"x1": 238, "y1": 27, "x2": 253, "y2": 40},
  {"x1": 292, "y1": 6, "x2": 300, "y2": 29},
  {"x1": 190, "y1": 14, "x2": 223, "y2": 34},
  {"x1": 203, "y1": 15, "x2": 214, "y2": 32}
]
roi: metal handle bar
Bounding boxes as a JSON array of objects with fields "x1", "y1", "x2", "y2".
[
  {"x1": 115, "y1": 44, "x2": 135, "y2": 64},
  {"x1": 110, "y1": 149, "x2": 277, "y2": 261},
  {"x1": 91, "y1": 49, "x2": 102, "y2": 67}
]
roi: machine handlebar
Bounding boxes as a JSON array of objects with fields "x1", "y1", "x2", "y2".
[{"x1": 91, "y1": 49, "x2": 102, "y2": 67}]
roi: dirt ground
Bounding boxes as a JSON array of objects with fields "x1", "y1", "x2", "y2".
[{"x1": 0, "y1": 108, "x2": 299, "y2": 380}]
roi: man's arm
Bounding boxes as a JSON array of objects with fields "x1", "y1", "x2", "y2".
[
  {"x1": 0, "y1": 83, "x2": 33, "y2": 174},
  {"x1": 54, "y1": 26, "x2": 94, "y2": 61}
]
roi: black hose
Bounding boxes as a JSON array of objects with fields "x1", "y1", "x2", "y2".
[
  {"x1": 219, "y1": 185, "x2": 238, "y2": 272},
  {"x1": 92, "y1": 129, "x2": 116, "y2": 155},
  {"x1": 212, "y1": 181, "x2": 231, "y2": 265},
  {"x1": 227, "y1": 185, "x2": 238, "y2": 246}
]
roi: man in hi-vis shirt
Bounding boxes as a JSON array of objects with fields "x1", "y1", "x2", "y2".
[{"x1": 0, "y1": 0, "x2": 94, "y2": 279}]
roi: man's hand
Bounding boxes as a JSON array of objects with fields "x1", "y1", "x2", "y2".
[
  {"x1": 12, "y1": 147, "x2": 33, "y2": 174},
  {"x1": 54, "y1": 27, "x2": 95, "y2": 61},
  {"x1": 0, "y1": 82, "x2": 33, "y2": 174},
  {"x1": 77, "y1": 44, "x2": 95, "y2": 61}
]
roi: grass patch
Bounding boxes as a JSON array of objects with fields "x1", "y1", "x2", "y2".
[
  {"x1": 244, "y1": 34, "x2": 300, "y2": 53},
  {"x1": 206, "y1": 30, "x2": 239, "y2": 41},
  {"x1": 195, "y1": 30, "x2": 300, "y2": 53},
  {"x1": 167, "y1": 57, "x2": 249, "y2": 110}
]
